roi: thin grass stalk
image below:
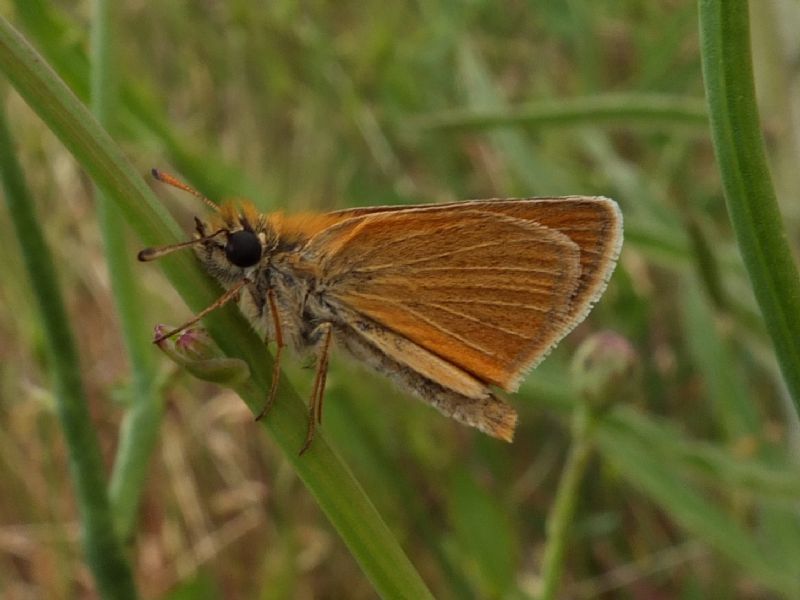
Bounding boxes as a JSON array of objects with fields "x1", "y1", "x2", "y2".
[
  {"x1": 538, "y1": 404, "x2": 596, "y2": 600},
  {"x1": 89, "y1": 0, "x2": 164, "y2": 542},
  {"x1": 0, "y1": 98, "x2": 137, "y2": 599},
  {"x1": 699, "y1": 0, "x2": 800, "y2": 413},
  {"x1": 416, "y1": 93, "x2": 708, "y2": 131}
]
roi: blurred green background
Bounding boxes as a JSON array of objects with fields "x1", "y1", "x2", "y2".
[{"x1": 1, "y1": 1, "x2": 800, "y2": 598}]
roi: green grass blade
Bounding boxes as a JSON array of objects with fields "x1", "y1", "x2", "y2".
[
  {"x1": 447, "y1": 468, "x2": 518, "y2": 597},
  {"x1": 0, "y1": 15, "x2": 432, "y2": 599},
  {"x1": 456, "y1": 41, "x2": 573, "y2": 195},
  {"x1": 596, "y1": 420, "x2": 800, "y2": 596},
  {"x1": 699, "y1": 0, "x2": 800, "y2": 411},
  {"x1": 11, "y1": 0, "x2": 265, "y2": 203},
  {"x1": 681, "y1": 274, "x2": 760, "y2": 439},
  {"x1": 539, "y1": 404, "x2": 596, "y2": 600},
  {"x1": 416, "y1": 93, "x2": 708, "y2": 131},
  {"x1": 609, "y1": 408, "x2": 800, "y2": 502},
  {"x1": 0, "y1": 98, "x2": 137, "y2": 599},
  {"x1": 89, "y1": 0, "x2": 163, "y2": 541}
]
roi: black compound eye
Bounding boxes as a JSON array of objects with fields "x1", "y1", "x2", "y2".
[{"x1": 225, "y1": 230, "x2": 262, "y2": 267}]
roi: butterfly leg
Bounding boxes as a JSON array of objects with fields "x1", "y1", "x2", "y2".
[
  {"x1": 153, "y1": 278, "x2": 248, "y2": 343},
  {"x1": 299, "y1": 322, "x2": 332, "y2": 455},
  {"x1": 256, "y1": 289, "x2": 284, "y2": 421}
]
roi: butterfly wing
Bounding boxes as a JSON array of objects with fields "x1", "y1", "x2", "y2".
[
  {"x1": 327, "y1": 197, "x2": 622, "y2": 336},
  {"x1": 300, "y1": 198, "x2": 620, "y2": 390}
]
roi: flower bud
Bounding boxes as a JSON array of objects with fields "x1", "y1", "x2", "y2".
[
  {"x1": 154, "y1": 325, "x2": 250, "y2": 386},
  {"x1": 570, "y1": 330, "x2": 638, "y2": 410}
]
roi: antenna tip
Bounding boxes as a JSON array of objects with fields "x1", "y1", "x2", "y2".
[
  {"x1": 138, "y1": 248, "x2": 156, "y2": 261},
  {"x1": 151, "y1": 167, "x2": 163, "y2": 181}
]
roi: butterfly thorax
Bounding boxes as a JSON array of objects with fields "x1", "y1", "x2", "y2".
[{"x1": 192, "y1": 201, "x2": 328, "y2": 352}]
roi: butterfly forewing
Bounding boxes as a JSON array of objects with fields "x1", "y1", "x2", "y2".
[
  {"x1": 301, "y1": 208, "x2": 589, "y2": 389},
  {"x1": 329, "y1": 198, "x2": 621, "y2": 318},
  {"x1": 474, "y1": 198, "x2": 623, "y2": 322}
]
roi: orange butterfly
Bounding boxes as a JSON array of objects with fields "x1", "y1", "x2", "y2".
[{"x1": 140, "y1": 170, "x2": 622, "y2": 453}]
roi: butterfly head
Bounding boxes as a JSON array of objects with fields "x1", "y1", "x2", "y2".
[
  {"x1": 137, "y1": 170, "x2": 279, "y2": 282},
  {"x1": 190, "y1": 200, "x2": 279, "y2": 283}
]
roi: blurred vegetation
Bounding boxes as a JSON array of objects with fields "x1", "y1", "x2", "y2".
[{"x1": 0, "y1": 1, "x2": 799, "y2": 598}]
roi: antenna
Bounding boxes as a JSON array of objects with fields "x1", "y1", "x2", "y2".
[
  {"x1": 151, "y1": 168, "x2": 220, "y2": 214},
  {"x1": 137, "y1": 229, "x2": 226, "y2": 262}
]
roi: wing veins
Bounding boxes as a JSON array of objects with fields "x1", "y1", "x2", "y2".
[
  {"x1": 414, "y1": 282, "x2": 557, "y2": 294},
  {"x1": 351, "y1": 253, "x2": 556, "y2": 274},
  {"x1": 426, "y1": 302, "x2": 534, "y2": 341},
  {"x1": 340, "y1": 291, "x2": 499, "y2": 358},
  {"x1": 440, "y1": 298, "x2": 552, "y2": 312},
  {"x1": 407, "y1": 265, "x2": 564, "y2": 273},
  {"x1": 351, "y1": 237, "x2": 541, "y2": 274}
]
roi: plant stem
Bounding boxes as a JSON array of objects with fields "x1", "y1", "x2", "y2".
[
  {"x1": 699, "y1": 0, "x2": 800, "y2": 411},
  {"x1": 89, "y1": 0, "x2": 163, "y2": 542},
  {"x1": 539, "y1": 404, "x2": 595, "y2": 600},
  {"x1": 416, "y1": 93, "x2": 708, "y2": 130},
  {"x1": 0, "y1": 98, "x2": 137, "y2": 599}
]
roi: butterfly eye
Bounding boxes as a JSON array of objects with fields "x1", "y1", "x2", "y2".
[{"x1": 225, "y1": 230, "x2": 262, "y2": 267}]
